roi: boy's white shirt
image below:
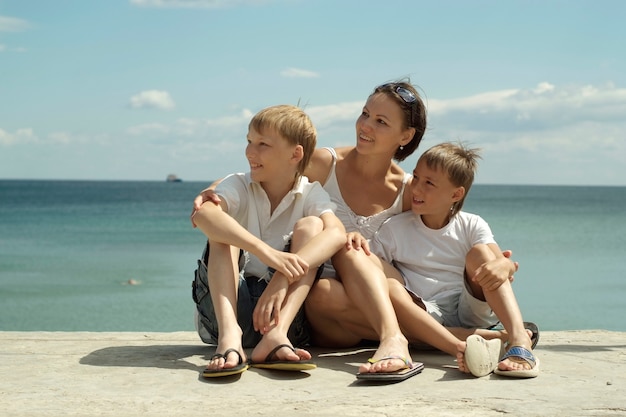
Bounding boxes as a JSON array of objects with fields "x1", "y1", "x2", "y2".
[
  {"x1": 370, "y1": 211, "x2": 496, "y2": 302},
  {"x1": 215, "y1": 172, "x2": 336, "y2": 278}
]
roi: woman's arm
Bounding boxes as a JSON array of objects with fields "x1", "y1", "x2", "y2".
[
  {"x1": 303, "y1": 147, "x2": 334, "y2": 185},
  {"x1": 190, "y1": 178, "x2": 223, "y2": 227}
]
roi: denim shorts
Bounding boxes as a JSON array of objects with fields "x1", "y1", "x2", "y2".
[{"x1": 192, "y1": 247, "x2": 310, "y2": 348}]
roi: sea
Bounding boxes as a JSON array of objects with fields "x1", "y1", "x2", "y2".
[{"x1": 1, "y1": 180, "x2": 625, "y2": 333}]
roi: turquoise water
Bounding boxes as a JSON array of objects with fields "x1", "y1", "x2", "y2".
[{"x1": 1, "y1": 180, "x2": 625, "y2": 332}]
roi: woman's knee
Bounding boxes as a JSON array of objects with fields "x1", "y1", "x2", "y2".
[
  {"x1": 388, "y1": 279, "x2": 406, "y2": 302},
  {"x1": 306, "y1": 278, "x2": 345, "y2": 314}
]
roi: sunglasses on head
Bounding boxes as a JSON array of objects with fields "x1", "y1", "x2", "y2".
[{"x1": 379, "y1": 83, "x2": 417, "y2": 104}]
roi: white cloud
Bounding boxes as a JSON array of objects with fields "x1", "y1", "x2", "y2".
[
  {"x1": 0, "y1": 128, "x2": 109, "y2": 147},
  {"x1": 416, "y1": 82, "x2": 626, "y2": 185},
  {"x1": 6, "y1": 82, "x2": 621, "y2": 184},
  {"x1": 126, "y1": 110, "x2": 253, "y2": 144},
  {"x1": 129, "y1": 90, "x2": 175, "y2": 110},
  {"x1": 0, "y1": 44, "x2": 27, "y2": 53},
  {"x1": 129, "y1": 0, "x2": 271, "y2": 9},
  {"x1": 126, "y1": 119, "x2": 202, "y2": 137},
  {"x1": 0, "y1": 128, "x2": 38, "y2": 145},
  {"x1": 280, "y1": 67, "x2": 320, "y2": 79},
  {"x1": 428, "y1": 82, "x2": 626, "y2": 133},
  {"x1": 126, "y1": 123, "x2": 171, "y2": 136},
  {"x1": 0, "y1": 15, "x2": 31, "y2": 32},
  {"x1": 48, "y1": 132, "x2": 73, "y2": 144}
]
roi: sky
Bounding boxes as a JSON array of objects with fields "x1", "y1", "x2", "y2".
[{"x1": 1, "y1": 0, "x2": 625, "y2": 186}]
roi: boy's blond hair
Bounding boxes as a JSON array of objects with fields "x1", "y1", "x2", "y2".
[
  {"x1": 419, "y1": 142, "x2": 482, "y2": 217},
  {"x1": 249, "y1": 105, "x2": 316, "y2": 178}
]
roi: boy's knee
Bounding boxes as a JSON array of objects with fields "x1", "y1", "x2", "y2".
[
  {"x1": 293, "y1": 216, "x2": 323, "y2": 235},
  {"x1": 465, "y1": 244, "x2": 495, "y2": 273},
  {"x1": 291, "y1": 216, "x2": 324, "y2": 250}
]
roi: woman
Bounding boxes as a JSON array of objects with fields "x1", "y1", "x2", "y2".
[{"x1": 299, "y1": 81, "x2": 491, "y2": 376}]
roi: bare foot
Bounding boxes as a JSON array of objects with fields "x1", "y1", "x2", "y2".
[
  {"x1": 250, "y1": 330, "x2": 311, "y2": 363},
  {"x1": 498, "y1": 333, "x2": 534, "y2": 372},
  {"x1": 497, "y1": 348, "x2": 534, "y2": 371},
  {"x1": 358, "y1": 334, "x2": 412, "y2": 374},
  {"x1": 207, "y1": 339, "x2": 246, "y2": 372},
  {"x1": 455, "y1": 340, "x2": 470, "y2": 373}
]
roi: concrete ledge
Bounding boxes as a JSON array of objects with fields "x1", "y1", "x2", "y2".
[{"x1": 1, "y1": 330, "x2": 625, "y2": 416}]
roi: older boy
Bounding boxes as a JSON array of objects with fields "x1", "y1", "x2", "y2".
[
  {"x1": 371, "y1": 142, "x2": 539, "y2": 378},
  {"x1": 191, "y1": 105, "x2": 346, "y2": 377}
]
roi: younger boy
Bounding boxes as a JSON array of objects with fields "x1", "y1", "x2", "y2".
[
  {"x1": 191, "y1": 105, "x2": 346, "y2": 377},
  {"x1": 371, "y1": 142, "x2": 539, "y2": 378}
]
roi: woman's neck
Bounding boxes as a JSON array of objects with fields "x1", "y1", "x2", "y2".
[{"x1": 343, "y1": 147, "x2": 395, "y2": 181}]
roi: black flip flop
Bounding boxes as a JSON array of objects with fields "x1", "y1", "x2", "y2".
[
  {"x1": 202, "y1": 348, "x2": 248, "y2": 378},
  {"x1": 249, "y1": 344, "x2": 316, "y2": 371},
  {"x1": 356, "y1": 357, "x2": 424, "y2": 382}
]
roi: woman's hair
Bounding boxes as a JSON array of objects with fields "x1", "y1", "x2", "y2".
[
  {"x1": 419, "y1": 141, "x2": 482, "y2": 217},
  {"x1": 371, "y1": 79, "x2": 427, "y2": 161},
  {"x1": 249, "y1": 104, "x2": 317, "y2": 177}
]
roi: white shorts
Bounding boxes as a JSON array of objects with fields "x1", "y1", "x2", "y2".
[{"x1": 407, "y1": 280, "x2": 498, "y2": 329}]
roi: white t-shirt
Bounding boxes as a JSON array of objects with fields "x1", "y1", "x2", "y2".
[
  {"x1": 215, "y1": 172, "x2": 336, "y2": 278},
  {"x1": 370, "y1": 211, "x2": 496, "y2": 302}
]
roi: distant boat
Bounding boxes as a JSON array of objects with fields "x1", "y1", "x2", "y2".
[{"x1": 166, "y1": 174, "x2": 182, "y2": 183}]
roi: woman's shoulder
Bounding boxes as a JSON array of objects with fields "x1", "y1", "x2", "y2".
[
  {"x1": 306, "y1": 147, "x2": 342, "y2": 184},
  {"x1": 388, "y1": 162, "x2": 412, "y2": 211},
  {"x1": 389, "y1": 160, "x2": 408, "y2": 177},
  {"x1": 333, "y1": 146, "x2": 353, "y2": 160}
]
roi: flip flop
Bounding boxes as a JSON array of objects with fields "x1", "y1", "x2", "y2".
[
  {"x1": 494, "y1": 345, "x2": 540, "y2": 378},
  {"x1": 525, "y1": 322, "x2": 540, "y2": 349},
  {"x1": 202, "y1": 348, "x2": 249, "y2": 378},
  {"x1": 249, "y1": 344, "x2": 316, "y2": 371},
  {"x1": 464, "y1": 335, "x2": 503, "y2": 377},
  {"x1": 356, "y1": 356, "x2": 424, "y2": 382},
  {"x1": 487, "y1": 321, "x2": 540, "y2": 349}
]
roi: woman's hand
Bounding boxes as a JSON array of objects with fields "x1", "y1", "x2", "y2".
[
  {"x1": 345, "y1": 231, "x2": 371, "y2": 255},
  {"x1": 190, "y1": 189, "x2": 222, "y2": 227}
]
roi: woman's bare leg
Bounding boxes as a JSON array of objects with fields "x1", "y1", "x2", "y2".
[{"x1": 307, "y1": 247, "x2": 412, "y2": 374}]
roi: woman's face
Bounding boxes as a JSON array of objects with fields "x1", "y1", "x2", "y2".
[{"x1": 355, "y1": 92, "x2": 410, "y2": 156}]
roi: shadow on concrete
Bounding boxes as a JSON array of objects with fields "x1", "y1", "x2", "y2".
[{"x1": 80, "y1": 344, "x2": 211, "y2": 372}]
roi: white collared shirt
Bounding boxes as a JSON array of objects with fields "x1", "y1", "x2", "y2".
[{"x1": 216, "y1": 172, "x2": 336, "y2": 278}]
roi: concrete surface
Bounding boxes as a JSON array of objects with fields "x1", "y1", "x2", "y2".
[{"x1": 1, "y1": 330, "x2": 625, "y2": 416}]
